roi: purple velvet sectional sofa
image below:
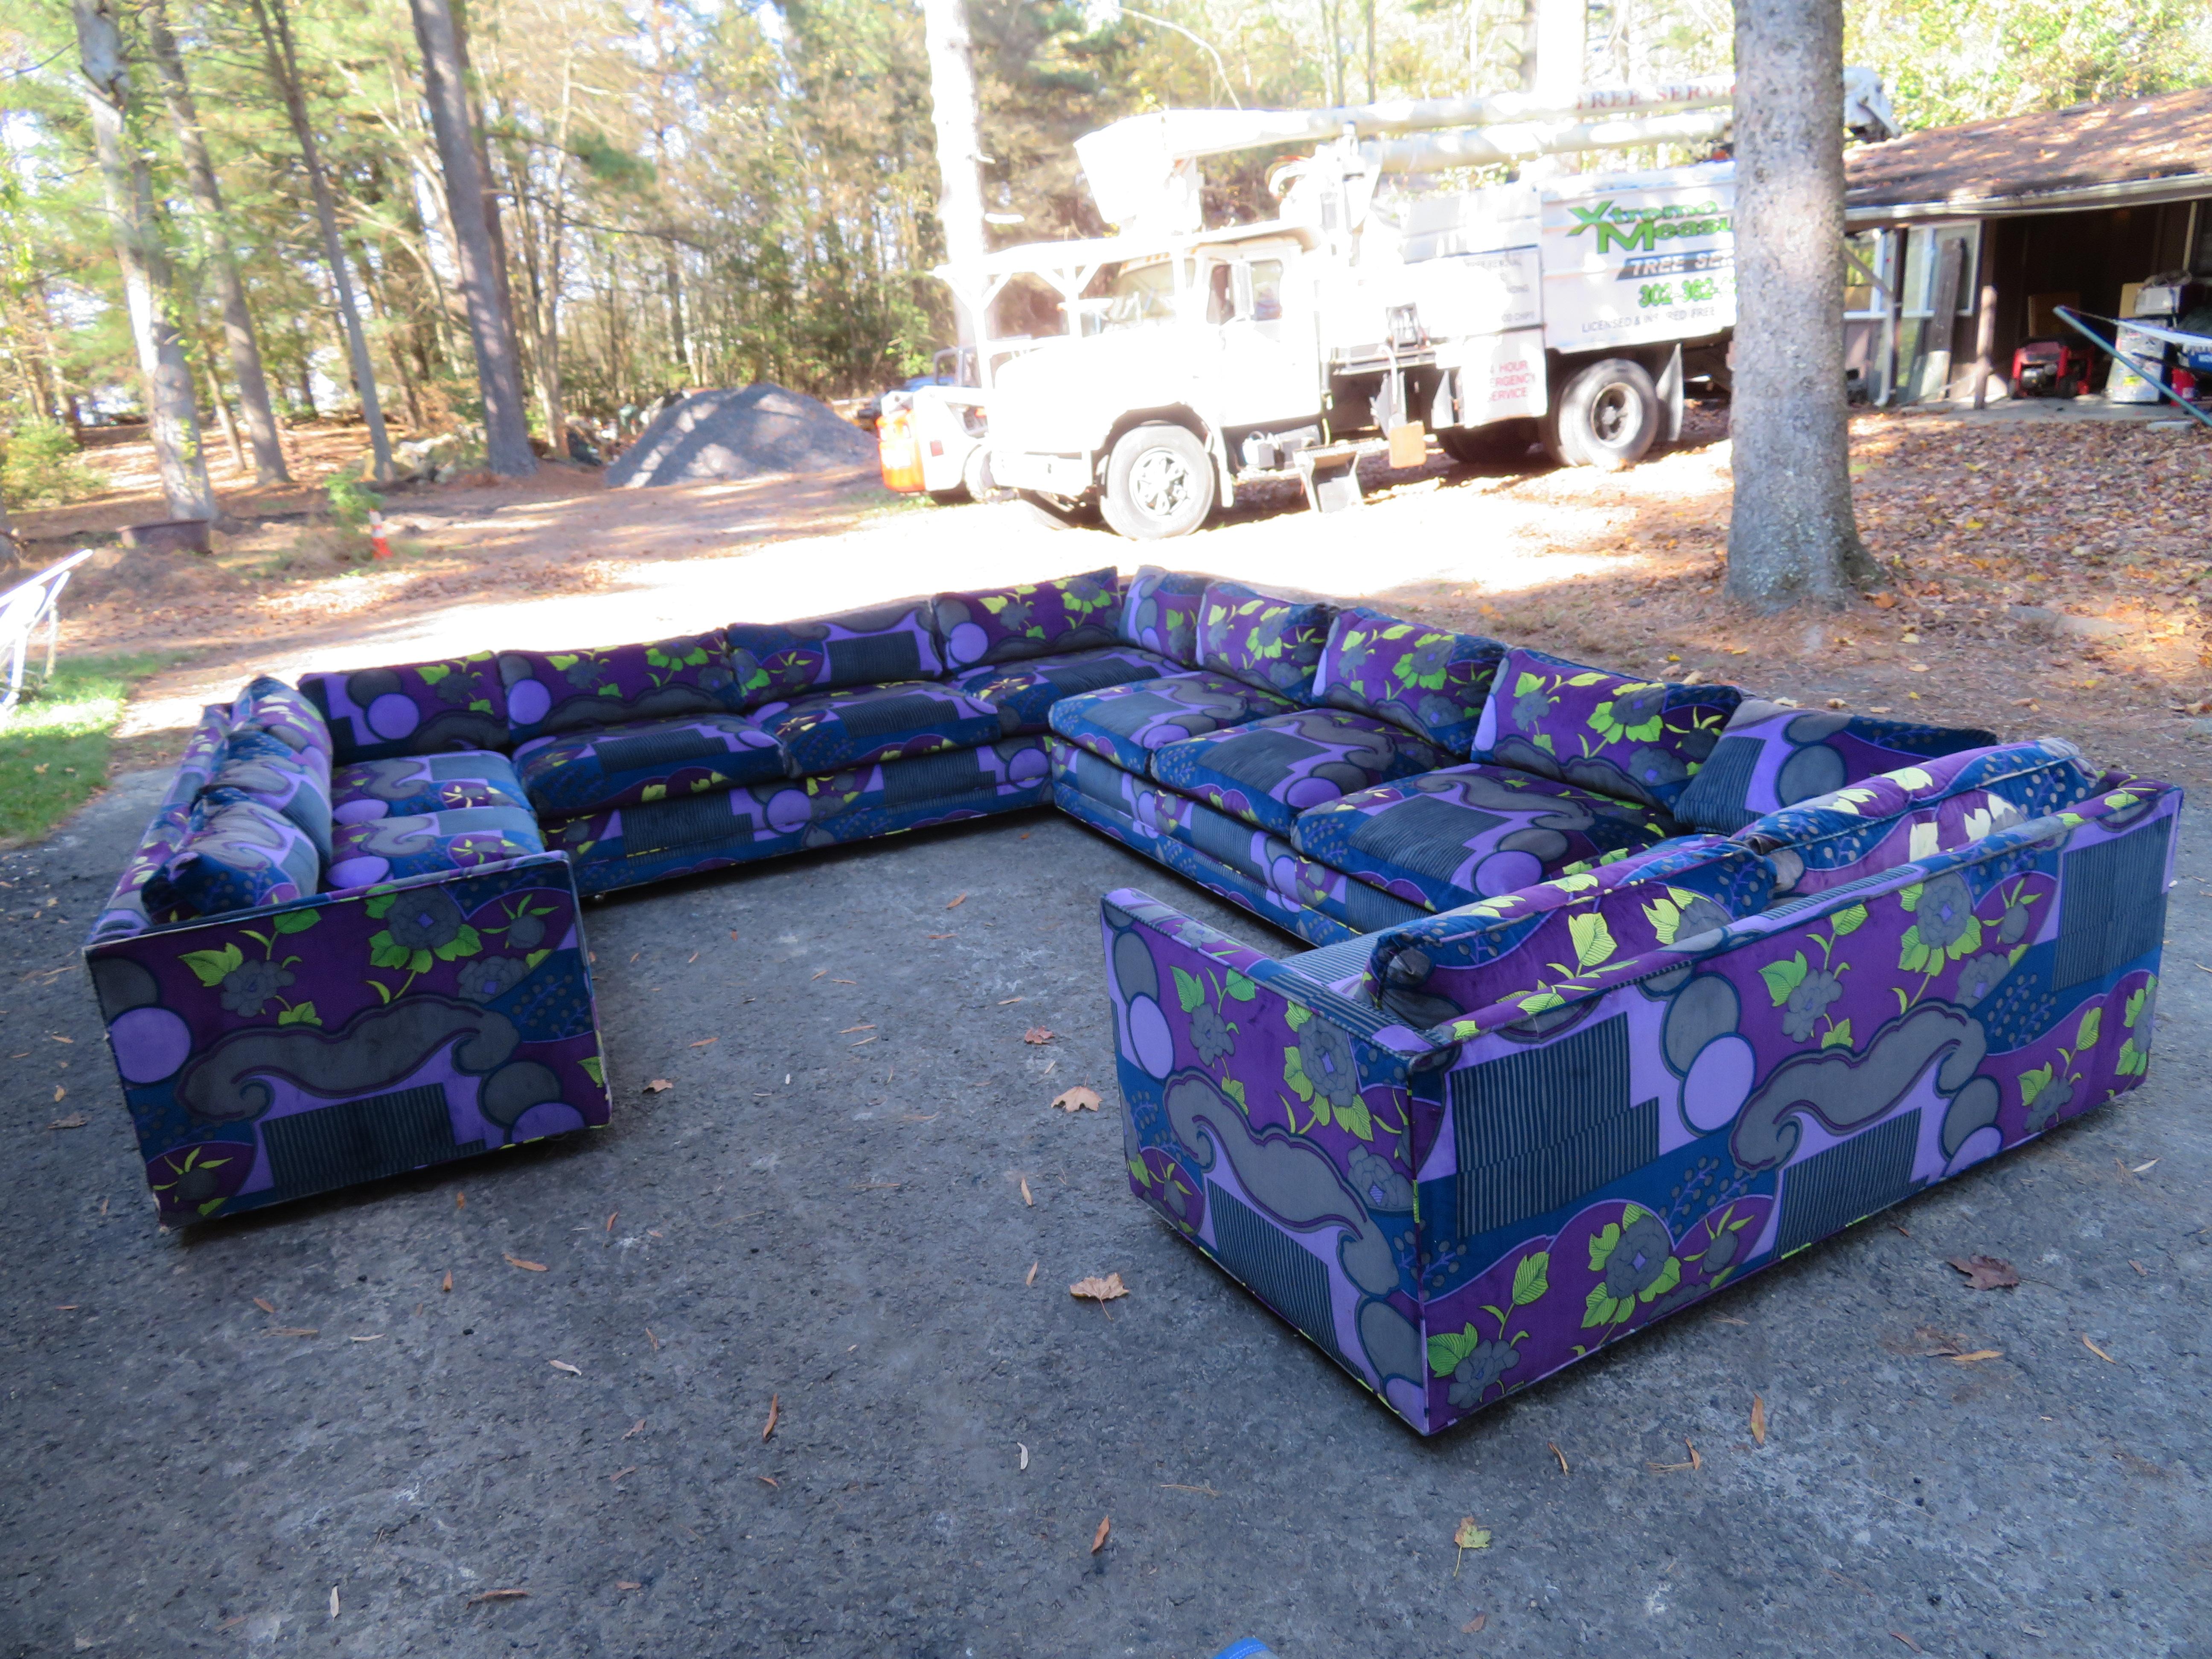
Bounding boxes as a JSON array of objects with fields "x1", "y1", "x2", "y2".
[{"x1": 84, "y1": 565, "x2": 2176, "y2": 1441}]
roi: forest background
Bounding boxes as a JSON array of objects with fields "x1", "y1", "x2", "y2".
[{"x1": 2, "y1": 0, "x2": 2208, "y2": 479}]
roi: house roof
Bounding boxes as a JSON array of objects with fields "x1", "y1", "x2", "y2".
[{"x1": 1844, "y1": 86, "x2": 2212, "y2": 221}]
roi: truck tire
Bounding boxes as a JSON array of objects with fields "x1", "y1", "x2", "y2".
[
  {"x1": 1552, "y1": 358, "x2": 1660, "y2": 471},
  {"x1": 1017, "y1": 489, "x2": 1100, "y2": 530},
  {"x1": 1439, "y1": 419, "x2": 1537, "y2": 468},
  {"x1": 962, "y1": 445, "x2": 1004, "y2": 503},
  {"x1": 1101, "y1": 423, "x2": 1216, "y2": 540}
]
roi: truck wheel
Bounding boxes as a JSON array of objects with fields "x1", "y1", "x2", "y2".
[
  {"x1": 1101, "y1": 423, "x2": 1215, "y2": 540},
  {"x1": 962, "y1": 445, "x2": 1004, "y2": 503},
  {"x1": 1017, "y1": 489, "x2": 1100, "y2": 530},
  {"x1": 1439, "y1": 420, "x2": 1537, "y2": 468},
  {"x1": 1553, "y1": 358, "x2": 1659, "y2": 471}
]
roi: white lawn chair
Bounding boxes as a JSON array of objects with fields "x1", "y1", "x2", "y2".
[{"x1": 0, "y1": 548, "x2": 95, "y2": 725}]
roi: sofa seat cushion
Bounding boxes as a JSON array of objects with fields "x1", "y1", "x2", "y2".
[
  {"x1": 754, "y1": 680, "x2": 1004, "y2": 775},
  {"x1": 144, "y1": 797, "x2": 324, "y2": 919},
  {"x1": 1291, "y1": 763, "x2": 1674, "y2": 914},
  {"x1": 1116, "y1": 566, "x2": 1213, "y2": 667},
  {"x1": 1471, "y1": 647, "x2": 1741, "y2": 814},
  {"x1": 333, "y1": 751, "x2": 532, "y2": 824},
  {"x1": 327, "y1": 806, "x2": 547, "y2": 890},
  {"x1": 1046, "y1": 669, "x2": 1295, "y2": 774},
  {"x1": 1149, "y1": 708, "x2": 1451, "y2": 837},
  {"x1": 1195, "y1": 580, "x2": 1337, "y2": 701},
  {"x1": 498, "y1": 631, "x2": 739, "y2": 743},
  {"x1": 1314, "y1": 608, "x2": 1507, "y2": 757},
  {"x1": 203, "y1": 730, "x2": 335, "y2": 865},
  {"x1": 546, "y1": 738, "x2": 1049, "y2": 896},
  {"x1": 933, "y1": 566, "x2": 1121, "y2": 669},
  {"x1": 725, "y1": 597, "x2": 946, "y2": 707},
  {"x1": 300, "y1": 652, "x2": 507, "y2": 763},
  {"x1": 512, "y1": 714, "x2": 785, "y2": 816},
  {"x1": 951, "y1": 645, "x2": 1175, "y2": 736},
  {"x1": 1674, "y1": 699, "x2": 2001, "y2": 833}
]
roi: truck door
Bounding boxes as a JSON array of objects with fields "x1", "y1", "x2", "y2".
[{"x1": 1205, "y1": 254, "x2": 1322, "y2": 429}]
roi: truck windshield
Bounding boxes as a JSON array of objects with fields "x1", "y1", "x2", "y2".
[{"x1": 1098, "y1": 261, "x2": 1180, "y2": 330}]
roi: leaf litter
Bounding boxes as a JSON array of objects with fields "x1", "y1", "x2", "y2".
[
  {"x1": 1069, "y1": 1274, "x2": 1128, "y2": 1303},
  {"x1": 1948, "y1": 1255, "x2": 2020, "y2": 1290},
  {"x1": 1053, "y1": 1086, "x2": 1101, "y2": 1113},
  {"x1": 1452, "y1": 1517, "x2": 1491, "y2": 1575}
]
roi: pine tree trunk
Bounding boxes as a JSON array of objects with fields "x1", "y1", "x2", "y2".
[
  {"x1": 248, "y1": 0, "x2": 394, "y2": 484},
  {"x1": 146, "y1": 0, "x2": 291, "y2": 485},
  {"x1": 922, "y1": 0, "x2": 987, "y2": 355},
  {"x1": 73, "y1": 0, "x2": 216, "y2": 524},
  {"x1": 409, "y1": 0, "x2": 537, "y2": 476},
  {"x1": 1723, "y1": 0, "x2": 1880, "y2": 611}
]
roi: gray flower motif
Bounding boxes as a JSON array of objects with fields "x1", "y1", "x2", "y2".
[
  {"x1": 1611, "y1": 684, "x2": 1668, "y2": 728},
  {"x1": 1512, "y1": 686, "x2": 1551, "y2": 728},
  {"x1": 1298, "y1": 1018, "x2": 1359, "y2": 1109},
  {"x1": 1697, "y1": 1223, "x2": 1740, "y2": 1277},
  {"x1": 457, "y1": 956, "x2": 530, "y2": 1003},
  {"x1": 2026, "y1": 1075, "x2": 2074, "y2": 1134},
  {"x1": 1415, "y1": 692, "x2": 1463, "y2": 732},
  {"x1": 1781, "y1": 969, "x2": 1844, "y2": 1040},
  {"x1": 1955, "y1": 952, "x2": 2012, "y2": 1007},
  {"x1": 387, "y1": 887, "x2": 465, "y2": 951},
  {"x1": 1671, "y1": 895, "x2": 1735, "y2": 945},
  {"x1": 995, "y1": 596, "x2": 1036, "y2": 634},
  {"x1": 1448, "y1": 1339, "x2": 1521, "y2": 1407},
  {"x1": 220, "y1": 958, "x2": 295, "y2": 1015},
  {"x1": 505, "y1": 911, "x2": 546, "y2": 949},
  {"x1": 1346, "y1": 1149, "x2": 1415, "y2": 1211},
  {"x1": 1915, "y1": 872, "x2": 1976, "y2": 952},
  {"x1": 2135, "y1": 988, "x2": 2158, "y2": 1047},
  {"x1": 1332, "y1": 633, "x2": 1375, "y2": 679},
  {"x1": 1187, "y1": 1001, "x2": 1234, "y2": 1065},
  {"x1": 1997, "y1": 898, "x2": 2034, "y2": 946},
  {"x1": 1624, "y1": 745, "x2": 1690, "y2": 792},
  {"x1": 1066, "y1": 573, "x2": 1111, "y2": 609},
  {"x1": 1402, "y1": 636, "x2": 1454, "y2": 682},
  {"x1": 1604, "y1": 1213, "x2": 1676, "y2": 1300}
]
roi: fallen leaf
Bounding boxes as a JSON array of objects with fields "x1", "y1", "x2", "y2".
[
  {"x1": 838, "y1": 1025, "x2": 875, "y2": 1034},
  {"x1": 688, "y1": 1037, "x2": 718, "y2": 1048},
  {"x1": 440, "y1": 1271, "x2": 453, "y2": 1294},
  {"x1": 1688, "y1": 1438, "x2": 1702, "y2": 1470},
  {"x1": 1069, "y1": 1274, "x2": 1129, "y2": 1303},
  {"x1": 466, "y1": 1589, "x2": 529, "y2": 1605},
  {"x1": 616, "y1": 1580, "x2": 642, "y2": 1591},
  {"x1": 1452, "y1": 1516, "x2": 1491, "y2": 1575},
  {"x1": 274, "y1": 1327, "x2": 318, "y2": 1337},
  {"x1": 253, "y1": 1297, "x2": 276, "y2": 1314},
  {"x1": 352, "y1": 1334, "x2": 383, "y2": 1343},
  {"x1": 52, "y1": 1086, "x2": 65, "y2": 1102},
  {"x1": 1023, "y1": 1027, "x2": 1055, "y2": 1044},
  {"x1": 1018, "y1": 1442, "x2": 1029, "y2": 1470},
  {"x1": 610, "y1": 1466, "x2": 634, "y2": 1481},
  {"x1": 762, "y1": 1393, "x2": 779, "y2": 1441},
  {"x1": 623, "y1": 1418, "x2": 645, "y2": 1438},
  {"x1": 946, "y1": 893, "x2": 967, "y2": 909},
  {"x1": 2130, "y1": 1260, "x2": 2148, "y2": 1276},
  {"x1": 1019, "y1": 1176, "x2": 1033, "y2": 1207},
  {"x1": 550, "y1": 1359, "x2": 581, "y2": 1375},
  {"x1": 1091, "y1": 1514, "x2": 1111, "y2": 1554},
  {"x1": 1948, "y1": 1255, "x2": 2020, "y2": 1290},
  {"x1": 2083, "y1": 1335, "x2": 2118, "y2": 1364},
  {"x1": 505, "y1": 1254, "x2": 548, "y2": 1272},
  {"x1": 646, "y1": 1327, "x2": 660, "y2": 1351},
  {"x1": 1462, "y1": 1613, "x2": 1487, "y2": 1633},
  {"x1": 643, "y1": 1079, "x2": 671, "y2": 1094},
  {"x1": 1053, "y1": 1086, "x2": 1101, "y2": 1113},
  {"x1": 757, "y1": 1474, "x2": 778, "y2": 1487},
  {"x1": 1750, "y1": 1394, "x2": 1767, "y2": 1447},
  {"x1": 605, "y1": 1212, "x2": 617, "y2": 1233},
  {"x1": 330, "y1": 1586, "x2": 339, "y2": 1618},
  {"x1": 1891, "y1": 1633, "x2": 1922, "y2": 1653},
  {"x1": 46, "y1": 1111, "x2": 85, "y2": 1128},
  {"x1": 1949, "y1": 1349, "x2": 2004, "y2": 1364},
  {"x1": 2133, "y1": 1158, "x2": 2160, "y2": 1173},
  {"x1": 996, "y1": 995, "x2": 1025, "y2": 1005},
  {"x1": 926, "y1": 932, "x2": 955, "y2": 939},
  {"x1": 455, "y1": 1191, "x2": 466, "y2": 1210},
  {"x1": 1025, "y1": 1261, "x2": 1039, "y2": 1287},
  {"x1": 1548, "y1": 1441, "x2": 1570, "y2": 1475}
]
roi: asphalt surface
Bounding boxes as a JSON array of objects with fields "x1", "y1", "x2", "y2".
[{"x1": 5, "y1": 771, "x2": 2210, "y2": 1658}]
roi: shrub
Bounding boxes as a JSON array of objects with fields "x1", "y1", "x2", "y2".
[
  {"x1": 1, "y1": 419, "x2": 101, "y2": 510},
  {"x1": 325, "y1": 476, "x2": 383, "y2": 528}
]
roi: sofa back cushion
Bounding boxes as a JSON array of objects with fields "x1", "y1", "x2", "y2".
[
  {"x1": 1196, "y1": 580, "x2": 1337, "y2": 701},
  {"x1": 499, "y1": 630, "x2": 739, "y2": 742},
  {"x1": 1734, "y1": 738, "x2": 2100, "y2": 894},
  {"x1": 144, "y1": 797, "x2": 323, "y2": 919},
  {"x1": 299, "y1": 652, "x2": 508, "y2": 763},
  {"x1": 725, "y1": 598, "x2": 944, "y2": 705},
  {"x1": 1116, "y1": 567, "x2": 1212, "y2": 667},
  {"x1": 203, "y1": 730, "x2": 334, "y2": 866},
  {"x1": 1314, "y1": 608, "x2": 1507, "y2": 757},
  {"x1": 228, "y1": 675, "x2": 331, "y2": 763},
  {"x1": 1363, "y1": 837, "x2": 1777, "y2": 1029},
  {"x1": 1471, "y1": 646, "x2": 1740, "y2": 814},
  {"x1": 933, "y1": 567, "x2": 1121, "y2": 669},
  {"x1": 1674, "y1": 699, "x2": 1998, "y2": 833}
]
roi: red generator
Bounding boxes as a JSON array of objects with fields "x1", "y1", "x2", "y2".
[{"x1": 2011, "y1": 337, "x2": 2091, "y2": 398}]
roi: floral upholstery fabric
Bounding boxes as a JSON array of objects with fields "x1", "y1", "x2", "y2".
[
  {"x1": 549, "y1": 738, "x2": 1050, "y2": 896},
  {"x1": 1195, "y1": 580, "x2": 1337, "y2": 701},
  {"x1": 512, "y1": 714, "x2": 785, "y2": 816},
  {"x1": 950, "y1": 645, "x2": 1173, "y2": 736},
  {"x1": 146, "y1": 798, "x2": 324, "y2": 919},
  {"x1": 86, "y1": 854, "x2": 607, "y2": 1225},
  {"x1": 932, "y1": 566, "x2": 1121, "y2": 669},
  {"x1": 1674, "y1": 699, "x2": 1999, "y2": 834},
  {"x1": 1733, "y1": 739, "x2": 2100, "y2": 895},
  {"x1": 299, "y1": 653, "x2": 507, "y2": 764},
  {"x1": 1313, "y1": 609, "x2": 1507, "y2": 758},
  {"x1": 725, "y1": 598, "x2": 945, "y2": 707},
  {"x1": 1116, "y1": 566, "x2": 1213, "y2": 667},
  {"x1": 755, "y1": 680, "x2": 1004, "y2": 776},
  {"x1": 203, "y1": 730, "x2": 335, "y2": 866},
  {"x1": 498, "y1": 632, "x2": 739, "y2": 743},
  {"x1": 327, "y1": 805, "x2": 547, "y2": 890},
  {"x1": 1046, "y1": 670, "x2": 1295, "y2": 776},
  {"x1": 228, "y1": 675, "x2": 332, "y2": 763},
  {"x1": 1290, "y1": 763, "x2": 1673, "y2": 914},
  {"x1": 1148, "y1": 708, "x2": 1451, "y2": 838},
  {"x1": 332, "y1": 751, "x2": 531, "y2": 825},
  {"x1": 90, "y1": 705, "x2": 235, "y2": 940},
  {"x1": 1471, "y1": 647, "x2": 1740, "y2": 813}
]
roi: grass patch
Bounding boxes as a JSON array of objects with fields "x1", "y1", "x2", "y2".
[{"x1": 0, "y1": 653, "x2": 171, "y2": 847}]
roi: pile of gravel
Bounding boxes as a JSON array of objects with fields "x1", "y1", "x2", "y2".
[{"x1": 605, "y1": 384, "x2": 875, "y2": 488}]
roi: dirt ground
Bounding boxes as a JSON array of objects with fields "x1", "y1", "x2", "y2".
[{"x1": 13, "y1": 403, "x2": 2212, "y2": 799}]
